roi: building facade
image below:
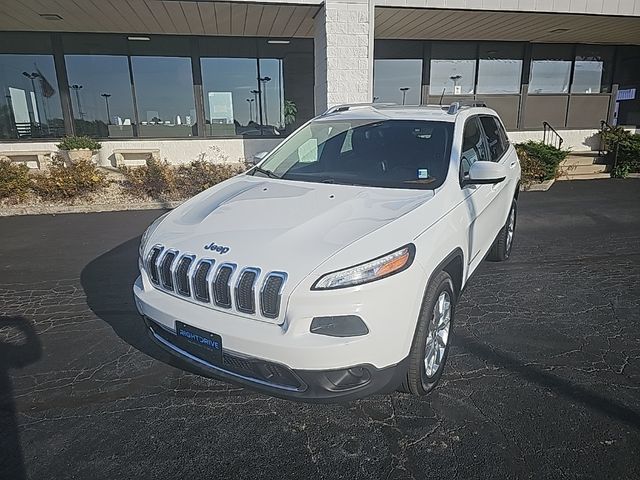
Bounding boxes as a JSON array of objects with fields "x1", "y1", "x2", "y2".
[{"x1": 0, "y1": 0, "x2": 639, "y2": 166}]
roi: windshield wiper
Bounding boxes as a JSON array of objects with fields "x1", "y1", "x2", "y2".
[{"x1": 252, "y1": 166, "x2": 280, "y2": 179}]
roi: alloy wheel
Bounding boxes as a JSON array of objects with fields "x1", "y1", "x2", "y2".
[
  {"x1": 506, "y1": 206, "x2": 515, "y2": 252},
  {"x1": 424, "y1": 291, "x2": 451, "y2": 378}
]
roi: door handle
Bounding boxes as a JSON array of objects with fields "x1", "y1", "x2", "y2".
[{"x1": 510, "y1": 161, "x2": 517, "y2": 168}]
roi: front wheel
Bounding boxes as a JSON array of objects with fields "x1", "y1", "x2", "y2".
[
  {"x1": 488, "y1": 199, "x2": 517, "y2": 262},
  {"x1": 400, "y1": 271, "x2": 455, "y2": 395}
]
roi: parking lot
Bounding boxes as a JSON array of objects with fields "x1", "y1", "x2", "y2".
[{"x1": 1, "y1": 179, "x2": 639, "y2": 479}]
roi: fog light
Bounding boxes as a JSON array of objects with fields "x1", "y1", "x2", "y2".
[
  {"x1": 310, "y1": 315, "x2": 369, "y2": 337},
  {"x1": 325, "y1": 367, "x2": 371, "y2": 390}
]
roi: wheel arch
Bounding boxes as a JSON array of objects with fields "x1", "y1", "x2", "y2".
[{"x1": 426, "y1": 247, "x2": 465, "y2": 301}]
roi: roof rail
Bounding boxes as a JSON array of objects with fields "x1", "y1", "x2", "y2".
[
  {"x1": 322, "y1": 103, "x2": 396, "y2": 115},
  {"x1": 446, "y1": 100, "x2": 488, "y2": 115}
]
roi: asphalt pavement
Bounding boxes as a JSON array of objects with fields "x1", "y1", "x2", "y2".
[{"x1": 1, "y1": 179, "x2": 639, "y2": 479}]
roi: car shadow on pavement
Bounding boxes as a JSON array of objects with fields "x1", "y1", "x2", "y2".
[
  {"x1": 0, "y1": 316, "x2": 42, "y2": 480},
  {"x1": 79, "y1": 237, "x2": 228, "y2": 381},
  {"x1": 454, "y1": 334, "x2": 640, "y2": 429}
]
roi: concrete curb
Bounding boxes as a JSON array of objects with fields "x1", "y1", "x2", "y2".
[
  {"x1": 522, "y1": 179, "x2": 555, "y2": 192},
  {"x1": 0, "y1": 200, "x2": 183, "y2": 217}
]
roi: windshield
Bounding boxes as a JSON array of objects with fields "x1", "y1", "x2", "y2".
[{"x1": 252, "y1": 118, "x2": 454, "y2": 189}]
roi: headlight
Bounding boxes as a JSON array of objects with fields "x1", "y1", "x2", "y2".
[
  {"x1": 312, "y1": 244, "x2": 415, "y2": 290},
  {"x1": 139, "y1": 212, "x2": 169, "y2": 259}
]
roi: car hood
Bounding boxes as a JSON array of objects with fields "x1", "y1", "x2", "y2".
[{"x1": 151, "y1": 175, "x2": 434, "y2": 282}]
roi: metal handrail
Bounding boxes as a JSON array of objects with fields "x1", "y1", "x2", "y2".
[
  {"x1": 599, "y1": 119, "x2": 614, "y2": 157},
  {"x1": 542, "y1": 121, "x2": 564, "y2": 149},
  {"x1": 599, "y1": 119, "x2": 620, "y2": 171}
]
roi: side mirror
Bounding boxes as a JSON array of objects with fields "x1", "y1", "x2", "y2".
[
  {"x1": 248, "y1": 151, "x2": 269, "y2": 166},
  {"x1": 463, "y1": 161, "x2": 507, "y2": 186}
]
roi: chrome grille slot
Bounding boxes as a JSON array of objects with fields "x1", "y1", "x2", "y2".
[
  {"x1": 146, "y1": 246, "x2": 163, "y2": 285},
  {"x1": 235, "y1": 268, "x2": 260, "y2": 314},
  {"x1": 175, "y1": 256, "x2": 193, "y2": 297},
  {"x1": 213, "y1": 264, "x2": 235, "y2": 308},
  {"x1": 260, "y1": 272, "x2": 287, "y2": 319},
  {"x1": 193, "y1": 260, "x2": 213, "y2": 302},
  {"x1": 160, "y1": 251, "x2": 177, "y2": 290}
]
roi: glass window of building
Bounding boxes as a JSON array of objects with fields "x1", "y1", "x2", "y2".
[
  {"x1": 529, "y1": 44, "x2": 573, "y2": 94},
  {"x1": 373, "y1": 59, "x2": 422, "y2": 105},
  {"x1": 0, "y1": 54, "x2": 63, "y2": 139},
  {"x1": 477, "y1": 43, "x2": 524, "y2": 94},
  {"x1": 258, "y1": 58, "x2": 284, "y2": 135},
  {"x1": 430, "y1": 43, "x2": 476, "y2": 96},
  {"x1": 202, "y1": 57, "x2": 258, "y2": 136},
  {"x1": 201, "y1": 57, "x2": 284, "y2": 136},
  {"x1": 572, "y1": 45, "x2": 614, "y2": 94},
  {"x1": 64, "y1": 55, "x2": 135, "y2": 137},
  {"x1": 130, "y1": 56, "x2": 196, "y2": 138}
]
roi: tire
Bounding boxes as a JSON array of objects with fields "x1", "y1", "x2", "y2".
[
  {"x1": 488, "y1": 199, "x2": 517, "y2": 262},
  {"x1": 400, "y1": 271, "x2": 455, "y2": 395}
]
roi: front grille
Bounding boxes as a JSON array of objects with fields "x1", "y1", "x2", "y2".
[
  {"x1": 235, "y1": 268, "x2": 259, "y2": 314},
  {"x1": 213, "y1": 265, "x2": 234, "y2": 308},
  {"x1": 145, "y1": 245, "x2": 287, "y2": 321},
  {"x1": 175, "y1": 256, "x2": 193, "y2": 296},
  {"x1": 193, "y1": 261, "x2": 213, "y2": 302},
  {"x1": 160, "y1": 251, "x2": 177, "y2": 290},
  {"x1": 147, "y1": 247, "x2": 163, "y2": 285},
  {"x1": 261, "y1": 273, "x2": 287, "y2": 318}
]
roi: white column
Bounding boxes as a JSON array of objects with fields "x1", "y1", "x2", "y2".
[{"x1": 314, "y1": 0, "x2": 374, "y2": 114}]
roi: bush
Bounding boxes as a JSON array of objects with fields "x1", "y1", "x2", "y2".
[
  {"x1": 601, "y1": 127, "x2": 640, "y2": 178},
  {"x1": 33, "y1": 157, "x2": 107, "y2": 200},
  {"x1": 120, "y1": 158, "x2": 177, "y2": 199},
  {"x1": 175, "y1": 161, "x2": 243, "y2": 197},
  {"x1": 0, "y1": 159, "x2": 32, "y2": 202},
  {"x1": 515, "y1": 147, "x2": 547, "y2": 188},
  {"x1": 56, "y1": 135, "x2": 102, "y2": 151},
  {"x1": 515, "y1": 141, "x2": 569, "y2": 182}
]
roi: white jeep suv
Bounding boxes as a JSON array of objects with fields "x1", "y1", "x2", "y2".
[{"x1": 134, "y1": 103, "x2": 521, "y2": 401}]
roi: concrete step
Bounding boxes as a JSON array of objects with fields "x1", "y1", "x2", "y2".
[
  {"x1": 557, "y1": 173, "x2": 611, "y2": 181},
  {"x1": 559, "y1": 163, "x2": 610, "y2": 176},
  {"x1": 561, "y1": 155, "x2": 605, "y2": 167}
]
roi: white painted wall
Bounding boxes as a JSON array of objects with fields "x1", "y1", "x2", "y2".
[
  {"x1": 314, "y1": 0, "x2": 375, "y2": 112},
  {"x1": 0, "y1": 138, "x2": 283, "y2": 168}
]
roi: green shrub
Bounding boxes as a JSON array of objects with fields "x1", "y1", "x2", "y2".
[
  {"x1": 120, "y1": 158, "x2": 177, "y2": 199},
  {"x1": 601, "y1": 127, "x2": 640, "y2": 178},
  {"x1": 0, "y1": 159, "x2": 32, "y2": 202},
  {"x1": 56, "y1": 135, "x2": 102, "y2": 151},
  {"x1": 515, "y1": 146, "x2": 547, "y2": 188},
  {"x1": 33, "y1": 157, "x2": 107, "y2": 200},
  {"x1": 175, "y1": 161, "x2": 243, "y2": 197},
  {"x1": 515, "y1": 141, "x2": 569, "y2": 181}
]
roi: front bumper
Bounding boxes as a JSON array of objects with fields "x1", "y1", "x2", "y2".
[
  {"x1": 133, "y1": 262, "x2": 425, "y2": 400},
  {"x1": 144, "y1": 315, "x2": 407, "y2": 401}
]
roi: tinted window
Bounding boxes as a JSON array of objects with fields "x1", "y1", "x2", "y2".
[
  {"x1": 479, "y1": 116, "x2": 507, "y2": 162},
  {"x1": 257, "y1": 119, "x2": 454, "y2": 190},
  {"x1": 430, "y1": 43, "x2": 476, "y2": 96},
  {"x1": 65, "y1": 55, "x2": 135, "y2": 138},
  {"x1": 572, "y1": 45, "x2": 614, "y2": 94},
  {"x1": 529, "y1": 44, "x2": 573, "y2": 94},
  {"x1": 461, "y1": 117, "x2": 490, "y2": 178},
  {"x1": 0, "y1": 54, "x2": 64, "y2": 139},
  {"x1": 373, "y1": 59, "x2": 422, "y2": 105},
  {"x1": 477, "y1": 43, "x2": 524, "y2": 94},
  {"x1": 130, "y1": 56, "x2": 196, "y2": 138}
]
